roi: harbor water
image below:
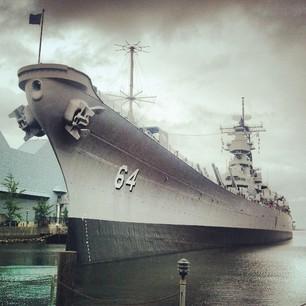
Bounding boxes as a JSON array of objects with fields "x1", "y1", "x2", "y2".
[
  {"x1": 0, "y1": 243, "x2": 63, "y2": 305},
  {"x1": 0, "y1": 231, "x2": 305, "y2": 305}
]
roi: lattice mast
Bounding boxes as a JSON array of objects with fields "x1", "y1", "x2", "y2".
[
  {"x1": 129, "y1": 45, "x2": 135, "y2": 122},
  {"x1": 112, "y1": 42, "x2": 156, "y2": 124}
]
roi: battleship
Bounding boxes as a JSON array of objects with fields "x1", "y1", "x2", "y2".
[{"x1": 11, "y1": 45, "x2": 292, "y2": 264}]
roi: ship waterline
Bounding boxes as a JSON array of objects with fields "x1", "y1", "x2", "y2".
[
  {"x1": 68, "y1": 218, "x2": 291, "y2": 264},
  {"x1": 13, "y1": 63, "x2": 292, "y2": 264}
]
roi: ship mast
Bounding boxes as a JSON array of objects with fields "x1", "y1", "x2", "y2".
[
  {"x1": 129, "y1": 45, "x2": 135, "y2": 123},
  {"x1": 220, "y1": 98, "x2": 265, "y2": 194},
  {"x1": 241, "y1": 96, "x2": 245, "y2": 126},
  {"x1": 221, "y1": 97, "x2": 265, "y2": 158},
  {"x1": 110, "y1": 41, "x2": 156, "y2": 125}
]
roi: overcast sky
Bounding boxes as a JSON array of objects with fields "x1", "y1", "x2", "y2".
[{"x1": 1, "y1": 0, "x2": 306, "y2": 226}]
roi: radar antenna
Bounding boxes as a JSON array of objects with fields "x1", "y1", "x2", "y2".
[
  {"x1": 108, "y1": 41, "x2": 156, "y2": 124},
  {"x1": 221, "y1": 98, "x2": 265, "y2": 135},
  {"x1": 220, "y1": 97, "x2": 265, "y2": 160}
]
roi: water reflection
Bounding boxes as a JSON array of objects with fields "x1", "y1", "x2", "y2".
[
  {"x1": 74, "y1": 232, "x2": 306, "y2": 306},
  {"x1": 1, "y1": 233, "x2": 306, "y2": 305},
  {"x1": 0, "y1": 243, "x2": 64, "y2": 266},
  {"x1": 0, "y1": 243, "x2": 64, "y2": 306}
]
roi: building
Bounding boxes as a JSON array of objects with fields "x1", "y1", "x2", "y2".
[{"x1": 0, "y1": 131, "x2": 67, "y2": 226}]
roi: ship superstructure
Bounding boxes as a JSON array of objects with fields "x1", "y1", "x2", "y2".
[{"x1": 220, "y1": 99, "x2": 290, "y2": 214}]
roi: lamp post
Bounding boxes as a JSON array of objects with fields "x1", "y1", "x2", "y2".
[{"x1": 177, "y1": 258, "x2": 190, "y2": 306}]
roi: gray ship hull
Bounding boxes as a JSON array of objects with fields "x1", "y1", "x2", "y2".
[
  {"x1": 67, "y1": 218, "x2": 291, "y2": 264},
  {"x1": 15, "y1": 64, "x2": 293, "y2": 264}
]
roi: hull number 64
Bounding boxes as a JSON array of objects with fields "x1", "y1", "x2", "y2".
[{"x1": 115, "y1": 165, "x2": 140, "y2": 192}]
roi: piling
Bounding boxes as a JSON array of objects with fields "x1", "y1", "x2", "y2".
[
  {"x1": 50, "y1": 274, "x2": 56, "y2": 305},
  {"x1": 56, "y1": 251, "x2": 77, "y2": 306}
]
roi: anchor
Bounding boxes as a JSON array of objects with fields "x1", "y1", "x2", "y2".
[{"x1": 9, "y1": 105, "x2": 45, "y2": 141}]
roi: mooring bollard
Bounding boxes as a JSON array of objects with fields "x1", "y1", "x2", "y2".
[
  {"x1": 56, "y1": 251, "x2": 77, "y2": 306},
  {"x1": 177, "y1": 258, "x2": 190, "y2": 306}
]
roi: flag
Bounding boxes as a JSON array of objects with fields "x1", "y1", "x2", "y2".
[{"x1": 29, "y1": 13, "x2": 42, "y2": 25}]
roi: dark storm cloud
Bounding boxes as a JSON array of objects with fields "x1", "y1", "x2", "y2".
[
  {"x1": 0, "y1": 1, "x2": 38, "y2": 68},
  {"x1": 33, "y1": 0, "x2": 306, "y2": 45},
  {"x1": 34, "y1": 0, "x2": 227, "y2": 28},
  {"x1": 1, "y1": 0, "x2": 306, "y2": 224},
  {"x1": 0, "y1": 1, "x2": 36, "y2": 28},
  {"x1": 249, "y1": 0, "x2": 306, "y2": 44}
]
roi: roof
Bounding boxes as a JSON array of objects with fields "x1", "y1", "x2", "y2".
[
  {"x1": 0, "y1": 132, "x2": 9, "y2": 149},
  {"x1": 18, "y1": 138, "x2": 48, "y2": 154},
  {"x1": 0, "y1": 186, "x2": 50, "y2": 198},
  {"x1": 0, "y1": 131, "x2": 67, "y2": 200}
]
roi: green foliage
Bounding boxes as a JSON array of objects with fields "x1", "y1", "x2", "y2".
[
  {"x1": 1, "y1": 173, "x2": 24, "y2": 226},
  {"x1": 33, "y1": 199, "x2": 53, "y2": 227},
  {"x1": 62, "y1": 206, "x2": 68, "y2": 225}
]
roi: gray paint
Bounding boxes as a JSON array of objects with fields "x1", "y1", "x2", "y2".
[
  {"x1": 68, "y1": 217, "x2": 292, "y2": 264},
  {"x1": 14, "y1": 63, "x2": 292, "y2": 262}
]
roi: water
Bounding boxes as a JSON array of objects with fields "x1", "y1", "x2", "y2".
[
  {"x1": 0, "y1": 243, "x2": 64, "y2": 306},
  {"x1": 0, "y1": 233, "x2": 306, "y2": 305}
]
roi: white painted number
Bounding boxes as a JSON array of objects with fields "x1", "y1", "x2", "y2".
[
  {"x1": 115, "y1": 165, "x2": 128, "y2": 189},
  {"x1": 114, "y1": 165, "x2": 139, "y2": 192},
  {"x1": 126, "y1": 169, "x2": 140, "y2": 192}
]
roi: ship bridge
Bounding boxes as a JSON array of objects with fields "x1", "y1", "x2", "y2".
[
  {"x1": 226, "y1": 131, "x2": 254, "y2": 153},
  {"x1": 220, "y1": 98, "x2": 266, "y2": 199},
  {"x1": 217, "y1": 99, "x2": 290, "y2": 213}
]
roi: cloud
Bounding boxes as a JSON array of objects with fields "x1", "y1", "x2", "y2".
[
  {"x1": 0, "y1": 1, "x2": 36, "y2": 29},
  {"x1": 30, "y1": 0, "x2": 306, "y2": 46},
  {"x1": 1, "y1": 0, "x2": 306, "y2": 221}
]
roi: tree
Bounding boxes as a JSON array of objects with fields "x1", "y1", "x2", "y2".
[
  {"x1": 33, "y1": 199, "x2": 53, "y2": 227},
  {"x1": 62, "y1": 206, "x2": 68, "y2": 225},
  {"x1": 1, "y1": 173, "x2": 24, "y2": 226}
]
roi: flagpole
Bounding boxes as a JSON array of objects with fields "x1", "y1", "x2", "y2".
[{"x1": 38, "y1": 9, "x2": 45, "y2": 64}]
